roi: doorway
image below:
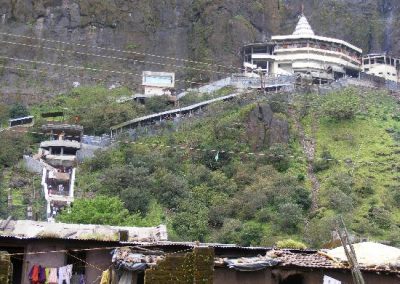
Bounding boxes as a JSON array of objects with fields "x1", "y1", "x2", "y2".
[
  {"x1": 0, "y1": 247, "x2": 24, "y2": 284},
  {"x1": 280, "y1": 274, "x2": 304, "y2": 284}
]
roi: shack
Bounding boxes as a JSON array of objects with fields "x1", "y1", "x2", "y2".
[
  {"x1": 1, "y1": 219, "x2": 399, "y2": 284},
  {"x1": 108, "y1": 242, "x2": 399, "y2": 284},
  {"x1": 0, "y1": 219, "x2": 167, "y2": 284},
  {"x1": 8, "y1": 116, "x2": 34, "y2": 128}
]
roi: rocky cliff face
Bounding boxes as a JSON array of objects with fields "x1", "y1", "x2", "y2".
[{"x1": 0, "y1": 0, "x2": 399, "y2": 104}]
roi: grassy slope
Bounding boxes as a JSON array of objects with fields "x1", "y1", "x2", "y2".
[{"x1": 301, "y1": 89, "x2": 400, "y2": 242}]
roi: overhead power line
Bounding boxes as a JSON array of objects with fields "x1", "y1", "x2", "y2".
[
  {"x1": 3, "y1": 128, "x2": 398, "y2": 166},
  {"x1": 0, "y1": 32, "x2": 241, "y2": 71},
  {"x1": 0, "y1": 64, "x2": 142, "y2": 89},
  {"x1": 0, "y1": 39, "x2": 236, "y2": 76},
  {"x1": 0, "y1": 55, "x2": 209, "y2": 86}
]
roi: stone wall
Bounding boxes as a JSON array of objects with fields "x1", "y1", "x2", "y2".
[
  {"x1": 145, "y1": 247, "x2": 214, "y2": 284},
  {"x1": 23, "y1": 155, "x2": 44, "y2": 174}
]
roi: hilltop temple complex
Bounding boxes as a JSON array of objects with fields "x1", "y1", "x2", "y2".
[{"x1": 242, "y1": 15, "x2": 399, "y2": 84}]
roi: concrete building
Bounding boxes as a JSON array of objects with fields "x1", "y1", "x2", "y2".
[
  {"x1": 142, "y1": 71, "x2": 175, "y2": 97},
  {"x1": 36, "y1": 124, "x2": 83, "y2": 221},
  {"x1": 362, "y1": 54, "x2": 400, "y2": 82},
  {"x1": 242, "y1": 15, "x2": 363, "y2": 83}
]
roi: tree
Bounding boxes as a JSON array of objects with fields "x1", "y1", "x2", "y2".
[
  {"x1": 239, "y1": 222, "x2": 264, "y2": 246},
  {"x1": 172, "y1": 199, "x2": 209, "y2": 242},
  {"x1": 274, "y1": 203, "x2": 304, "y2": 234},
  {"x1": 9, "y1": 103, "x2": 29, "y2": 119},
  {"x1": 121, "y1": 186, "x2": 152, "y2": 215},
  {"x1": 151, "y1": 169, "x2": 188, "y2": 209},
  {"x1": 57, "y1": 196, "x2": 134, "y2": 225},
  {"x1": 0, "y1": 132, "x2": 32, "y2": 168},
  {"x1": 99, "y1": 166, "x2": 152, "y2": 197}
]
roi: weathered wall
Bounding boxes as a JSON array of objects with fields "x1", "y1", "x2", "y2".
[
  {"x1": 145, "y1": 247, "x2": 214, "y2": 284},
  {"x1": 214, "y1": 268, "x2": 273, "y2": 284},
  {"x1": 85, "y1": 249, "x2": 113, "y2": 283},
  {"x1": 22, "y1": 242, "x2": 66, "y2": 284},
  {"x1": 23, "y1": 155, "x2": 44, "y2": 174}
]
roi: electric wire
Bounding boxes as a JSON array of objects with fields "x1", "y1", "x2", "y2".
[
  {"x1": 0, "y1": 32, "x2": 241, "y2": 71},
  {"x1": 0, "y1": 55, "x2": 223, "y2": 86},
  {"x1": 0, "y1": 64, "x2": 142, "y2": 89},
  {"x1": 2, "y1": 127, "x2": 398, "y2": 166},
  {"x1": 0, "y1": 39, "x2": 238, "y2": 76}
]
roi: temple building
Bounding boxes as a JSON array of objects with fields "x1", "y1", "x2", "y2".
[
  {"x1": 362, "y1": 54, "x2": 400, "y2": 82},
  {"x1": 242, "y1": 15, "x2": 363, "y2": 83}
]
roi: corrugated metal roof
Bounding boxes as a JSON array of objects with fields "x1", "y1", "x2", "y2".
[
  {"x1": 0, "y1": 220, "x2": 167, "y2": 243},
  {"x1": 8, "y1": 116, "x2": 34, "y2": 122},
  {"x1": 111, "y1": 93, "x2": 239, "y2": 130}
]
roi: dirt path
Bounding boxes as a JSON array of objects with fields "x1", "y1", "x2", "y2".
[{"x1": 289, "y1": 106, "x2": 320, "y2": 212}]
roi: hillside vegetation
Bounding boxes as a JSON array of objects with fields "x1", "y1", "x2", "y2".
[{"x1": 1, "y1": 86, "x2": 399, "y2": 248}]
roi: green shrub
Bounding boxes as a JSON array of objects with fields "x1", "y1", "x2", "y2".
[
  {"x1": 276, "y1": 239, "x2": 307, "y2": 250},
  {"x1": 322, "y1": 88, "x2": 360, "y2": 120},
  {"x1": 9, "y1": 103, "x2": 29, "y2": 119}
]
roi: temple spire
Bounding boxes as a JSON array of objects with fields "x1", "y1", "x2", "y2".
[{"x1": 293, "y1": 15, "x2": 315, "y2": 36}]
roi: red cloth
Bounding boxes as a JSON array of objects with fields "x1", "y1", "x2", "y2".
[{"x1": 29, "y1": 265, "x2": 40, "y2": 284}]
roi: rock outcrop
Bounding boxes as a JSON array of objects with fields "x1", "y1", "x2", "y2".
[
  {"x1": 0, "y1": 0, "x2": 399, "y2": 103},
  {"x1": 246, "y1": 103, "x2": 289, "y2": 151}
]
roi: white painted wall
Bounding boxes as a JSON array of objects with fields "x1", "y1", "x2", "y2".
[{"x1": 363, "y1": 64, "x2": 398, "y2": 82}]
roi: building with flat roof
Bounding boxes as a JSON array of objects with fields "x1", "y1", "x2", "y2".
[
  {"x1": 142, "y1": 71, "x2": 175, "y2": 97},
  {"x1": 242, "y1": 15, "x2": 363, "y2": 83},
  {"x1": 362, "y1": 54, "x2": 399, "y2": 82}
]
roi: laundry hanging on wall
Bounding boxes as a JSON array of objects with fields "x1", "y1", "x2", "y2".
[{"x1": 28, "y1": 264, "x2": 86, "y2": 284}]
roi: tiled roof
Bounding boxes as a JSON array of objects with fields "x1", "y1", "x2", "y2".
[
  {"x1": 269, "y1": 250, "x2": 400, "y2": 274},
  {"x1": 271, "y1": 250, "x2": 341, "y2": 269}
]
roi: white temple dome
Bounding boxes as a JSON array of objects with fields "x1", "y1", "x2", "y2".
[{"x1": 293, "y1": 15, "x2": 315, "y2": 36}]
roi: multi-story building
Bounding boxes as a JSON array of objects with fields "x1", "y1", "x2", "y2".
[
  {"x1": 242, "y1": 15, "x2": 363, "y2": 83},
  {"x1": 38, "y1": 124, "x2": 83, "y2": 221},
  {"x1": 362, "y1": 54, "x2": 399, "y2": 82}
]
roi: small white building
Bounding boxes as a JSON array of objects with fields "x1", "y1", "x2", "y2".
[
  {"x1": 362, "y1": 54, "x2": 399, "y2": 82},
  {"x1": 242, "y1": 15, "x2": 363, "y2": 83},
  {"x1": 142, "y1": 71, "x2": 175, "y2": 97}
]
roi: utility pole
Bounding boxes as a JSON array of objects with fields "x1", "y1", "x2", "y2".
[{"x1": 336, "y1": 216, "x2": 365, "y2": 284}]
